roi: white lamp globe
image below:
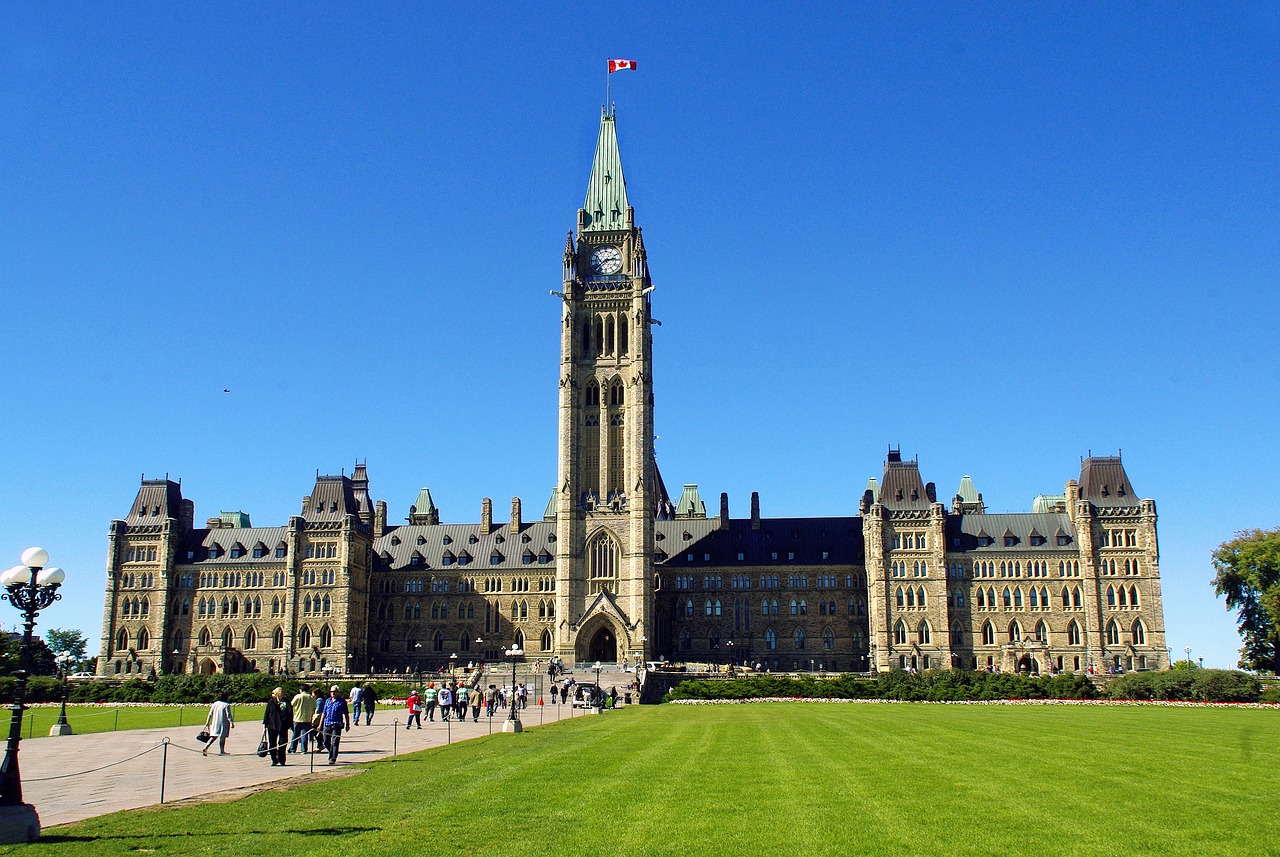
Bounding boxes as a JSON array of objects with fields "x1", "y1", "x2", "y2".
[
  {"x1": 0, "y1": 567, "x2": 20, "y2": 586},
  {"x1": 3, "y1": 566, "x2": 32, "y2": 586},
  {"x1": 20, "y1": 547, "x2": 49, "y2": 569},
  {"x1": 37, "y1": 566, "x2": 65, "y2": 586}
]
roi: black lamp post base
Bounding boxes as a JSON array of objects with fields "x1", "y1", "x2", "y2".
[{"x1": 0, "y1": 803, "x2": 40, "y2": 844}]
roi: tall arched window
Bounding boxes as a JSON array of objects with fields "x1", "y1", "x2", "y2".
[
  {"x1": 917, "y1": 620, "x2": 931, "y2": 645},
  {"x1": 221, "y1": 627, "x2": 233, "y2": 648},
  {"x1": 199, "y1": 627, "x2": 212, "y2": 646},
  {"x1": 793, "y1": 628, "x2": 806, "y2": 649},
  {"x1": 319, "y1": 625, "x2": 333, "y2": 648},
  {"x1": 587, "y1": 531, "x2": 619, "y2": 595},
  {"x1": 982, "y1": 622, "x2": 995, "y2": 646},
  {"x1": 1061, "y1": 587, "x2": 1070, "y2": 608},
  {"x1": 1107, "y1": 586, "x2": 1116, "y2": 606},
  {"x1": 273, "y1": 627, "x2": 285, "y2": 649},
  {"x1": 765, "y1": 628, "x2": 777, "y2": 650},
  {"x1": 1067, "y1": 620, "x2": 1081, "y2": 646},
  {"x1": 298, "y1": 626, "x2": 311, "y2": 649},
  {"x1": 951, "y1": 622, "x2": 964, "y2": 646},
  {"x1": 1129, "y1": 585, "x2": 1140, "y2": 607},
  {"x1": 894, "y1": 620, "x2": 907, "y2": 645},
  {"x1": 137, "y1": 627, "x2": 150, "y2": 650},
  {"x1": 1034, "y1": 620, "x2": 1048, "y2": 643},
  {"x1": 1008, "y1": 620, "x2": 1022, "y2": 643},
  {"x1": 117, "y1": 629, "x2": 129, "y2": 651},
  {"x1": 895, "y1": 587, "x2": 905, "y2": 608},
  {"x1": 541, "y1": 629, "x2": 552, "y2": 651},
  {"x1": 1131, "y1": 619, "x2": 1146, "y2": 645},
  {"x1": 1072, "y1": 587, "x2": 1082, "y2": 608},
  {"x1": 1002, "y1": 588, "x2": 1012, "y2": 608},
  {"x1": 823, "y1": 628, "x2": 835, "y2": 650},
  {"x1": 916, "y1": 587, "x2": 926, "y2": 608},
  {"x1": 1105, "y1": 619, "x2": 1120, "y2": 645},
  {"x1": 1013, "y1": 588, "x2": 1023, "y2": 608},
  {"x1": 243, "y1": 627, "x2": 257, "y2": 649}
]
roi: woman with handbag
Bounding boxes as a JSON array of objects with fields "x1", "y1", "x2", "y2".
[
  {"x1": 262, "y1": 686, "x2": 292, "y2": 766},
  {"x1": 202, "y1": 691, "x2": 234, "y2": 756}
]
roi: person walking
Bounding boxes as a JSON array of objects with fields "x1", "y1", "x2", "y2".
[
  {"x1": 350, "y1": 684, "x2": 363, "y2": 725},
  {"x1": 289, "y1": 684, "x2": 316, "y2": 753},
  {"x1": 310, "y1": 687, "x2": 327, "y2": 752},
  {"x1": 423, "y1": 683, "x2": 437, "y2": 721},
  {"x1": 468, "y1": 685, "x2": 482, "y2": 722},
  {"x1": 454, "y1": 683, "x2": 467, "y2": 721},
  {"x1": 484, "y1": 684, "x2": 498, "y2": 718},
  {"x1": 263, "y1": 686, "x2": 292, "y2": 766},
  {"x1": 202, "y1": 691, "x2": 234, "y2": 756},
  {"x1": 406, "y1": 689, "x2": 422, "y2": 729},
  {"x1": 438, "y1": 684, "x2": 453, "y2": 722},
  {"x1": 362, "y1": 685, "x2": 377, "y2": 725},
  {"x1": 319, "y1": 685, "x2": 351, "y2": 765}
]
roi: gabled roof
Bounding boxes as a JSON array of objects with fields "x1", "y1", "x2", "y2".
[
  {"x1": 374, "y1": 523, "x2": 558, "y2": 572},
  {"x1": 880, "y1": 451, "x2": 930, "y2": 511},
  {"x1": 956, "y1": 475, "x2": 980, "y2": 504},
  {"x1": 1079, "y1": 455, "x2": 1139, "y2": 508},
  {"x1": 946, "y1": 513, "x2": 1076, "y2": 553},
  {"x1": 304, "y1": 475, "x2": 360, "y2": 522},
  {"x1": 125, "y1": 479, "x2": 184, "y2": 525},
  {"x1": 657, "y1": 517, "x2": 864, "y2": 567},
  {"x1": 177, "y1": 527, "x2": 289, "y2": 564},
  {"x1": 582, "y1": 111, "x2": 631, "y2": 232}
]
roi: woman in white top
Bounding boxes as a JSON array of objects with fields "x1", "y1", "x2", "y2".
[{"x1": 203, "y1": 690, "x2": 235, "y2": 755}]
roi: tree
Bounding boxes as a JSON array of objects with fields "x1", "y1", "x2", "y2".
[
  {"x1": 1212, "y1": 528, "x2": 1280, "y2": 674},
  {"x1": 45, "y1": 628, "x2": 88, "y2": 666}
]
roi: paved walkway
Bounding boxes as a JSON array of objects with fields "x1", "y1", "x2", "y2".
[{"x1": 20, "y1": 679, "x2": 631, "y2": 829}]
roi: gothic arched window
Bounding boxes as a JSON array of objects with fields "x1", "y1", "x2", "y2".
[{"x1": 587, "y1": 531, "x2": 619, "y2": 596}]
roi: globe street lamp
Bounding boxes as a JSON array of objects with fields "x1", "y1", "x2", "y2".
[
  {"x1": 49, "y1": 654, "x2": 74, "y2": 737},
  {"x1": 1184, "y1": 646, "x2": 1192, "y2": 666},
  {"x1": 503, "y1": 644, "x2": 524, "y2": 733},
  {"x1": 0, "y1": 547, "x2": 66, "y2": 844},
  {"x1": 449, "y1": 652, "x2": 458, "y2": 680},
  {"x1": 593, "y1": 660, "x2": 603, "y2": 710}
]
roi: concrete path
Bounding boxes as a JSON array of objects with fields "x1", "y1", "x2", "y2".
[{"x1": 19, "y1": 680, "x2": 630, "y2": 829}]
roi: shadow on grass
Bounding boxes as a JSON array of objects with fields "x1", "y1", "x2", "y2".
[{"x1": 39, "y1": 826, "x2": 381, "y2": 843}]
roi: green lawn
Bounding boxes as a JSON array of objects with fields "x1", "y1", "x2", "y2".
[
  {"x1": 19, "y1": 704, "x2": 265, "y2": 738},
  {"x1": 12, "y1": 703, "x2": 1280, "y2": 855}
]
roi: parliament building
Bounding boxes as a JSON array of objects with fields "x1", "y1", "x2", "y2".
[{"x1": 96, "y1": 111, "x2": 1168, "y2": 678}]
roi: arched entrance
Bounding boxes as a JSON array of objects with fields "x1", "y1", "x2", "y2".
[
  {"x1": 1017, "y1": 654, "x2": 1038, "y2": 675},
  {"x1": 197, "y1": 658, "x2": 218, "y2": 675},
  {"x1": 587, "y1": 626, "x2": 617, "y2": 663}
]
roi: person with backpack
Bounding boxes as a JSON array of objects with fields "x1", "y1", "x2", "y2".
[{"x1": 406, "y1": 689, "x2": 422, "y2": 729}]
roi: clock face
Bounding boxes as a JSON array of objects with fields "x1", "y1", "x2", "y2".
[{"x1": 590, "y1": 246, "x2": 623, "y2": 275}]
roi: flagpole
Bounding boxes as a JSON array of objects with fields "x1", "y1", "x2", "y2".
[{"x1": 605, "y1": 59, "x2": 611, "y2": 116}]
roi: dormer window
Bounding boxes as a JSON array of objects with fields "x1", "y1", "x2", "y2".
[
  {"x1": 495, "y1": 535, "x2": 505, "y2": 544},
  {"x1": 521, "y1": 534, "x2": 531, "y2": 543},
  {"x1": 522, "y1": 551, "x2": 535, "y2": 565},
  {"x1": 417, "y1": 536, "x2": 426, "y2": 545},
  {"x1": 275, "y1": 543, "x2": 287, "y2": 558},
  {"x1": 468, "y1": 535, "x2": 479, "y2": 544},
  {"x1": 208, "y1": 545, "x2": 222, "y2": 559},
  {"x1": 329, "y1": 501, "x2": 338, "y2": 512},
  {"x1": 390, "y1": 536, "x2": 401, "y2": 546},
  {"x1": 490, "y1": 552, "x2": 504, "y2": 565},
  {"x1": 442, "y1": 535, "x2": 452, "y2": 545},
  {"x1": 441, "y1": 551, "x2": 455, "y2": 566},
  {"x1": 1117, "y1": 485, "x2": 1127, "y2": 496}
]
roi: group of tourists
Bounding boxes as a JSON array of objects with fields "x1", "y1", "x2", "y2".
[
  {"x1": 400, "y1": 678, "x2": 541, "y2": 726},
  {"x1": 202, "y1": 683, "x2": 378, "y2": 767}
]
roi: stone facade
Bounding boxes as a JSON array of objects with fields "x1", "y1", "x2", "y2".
[{"x1": 95, "y1": 111, "x2": 1167, "y2": 678}]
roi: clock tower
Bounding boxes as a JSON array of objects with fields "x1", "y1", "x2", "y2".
[{"x1": 553, "y1": 109, "x2": 656, "y2": 666}]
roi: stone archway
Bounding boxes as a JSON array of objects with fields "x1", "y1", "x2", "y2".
[
  {"x1": 588, "y1": 626, "x2": 617, "y2": 663},
  {"x1": 197, "y1": 658, "x2": 218, "y2": 675}
]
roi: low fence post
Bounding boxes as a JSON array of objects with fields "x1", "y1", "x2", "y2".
[
  {"x1": 159, "y1": 738, "x2": 170, "y2": 804},
  {"x1": 393, "y1": 719, "x2": 397, "y2": 756}
]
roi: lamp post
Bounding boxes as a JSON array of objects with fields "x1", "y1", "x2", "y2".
[
  {"x1": 449, "y1": 652, "x2": 458, "y2": 680},
  {"x1": 593, "y1": 660, "x2": 603, "y2": 711},
  {"x1": 503, "y1": 644, "x2": 524, "y2": 733},
  {"x1": 1183, "y1": 646, "x2": 1192, "y2": 666},
  {"x1": 0, "y1": 547, "x2": 66, "y2": 843},
  {"x1": 49, "y1": 654, "x2": 73, "y2": 737}
]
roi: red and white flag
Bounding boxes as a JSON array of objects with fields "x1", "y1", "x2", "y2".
[{"x1": 608, "y1": 58, "x2": 637, "y2": 73}]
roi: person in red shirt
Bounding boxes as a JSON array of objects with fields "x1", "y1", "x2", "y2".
[{"x1": 406, "y1": 689, "x2": 422, "y2": 729}]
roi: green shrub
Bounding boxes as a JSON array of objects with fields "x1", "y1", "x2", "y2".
[
  {"x1": 1259, "y1": 686, "x2": 1280, "y2": 704},
  {"x1": 1190, "y1": 669, "x2": 1261, "y2": 703},
  {"x1": 663, "y1": 669, "x2": 1097, "y2": 703}
]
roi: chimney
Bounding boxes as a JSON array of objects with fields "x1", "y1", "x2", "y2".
[
  {"x1": 374, "y1": 500, "x2": 387, "y2": 539},
  {"x1": 925, "y1": 482, "x2": 937, "y2": 503},
  {"x1": 510, "y1": 497, "x2": 522, "y2": 533},
  {"x1": 178, "y1": 499, "x2": 195, "y2": 532},
  {"x1": 205, "y1": 516, "x2": 223, "y2": 529},
  {"x1": 719, "y1": 493, "x2": 729, "y2": 530},
  {"x1": 751, "y1": 492, "x2": 761, "y2": 530},
  {"x1": 481, "y1": 498, "x2": 493, "y2": 532}
]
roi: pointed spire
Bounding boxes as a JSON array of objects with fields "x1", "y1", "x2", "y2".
[
  {"x1": 408, "y1": 487, "x2": 439, "y2": 525},
  {"x1": 582, "y1": 111, "x2": 631, "y2": 232},
  {"x1": 563, "y1": 230, "x2": 577, "y2": 281}
]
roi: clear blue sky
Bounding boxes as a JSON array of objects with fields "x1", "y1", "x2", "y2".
[{"x1": 3, "y1": 3, "x2": 1277, "y2": 668}]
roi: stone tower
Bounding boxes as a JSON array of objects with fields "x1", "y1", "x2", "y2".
[{"x1": 554, "y1": 109, "x2": 656, "y2": 666}]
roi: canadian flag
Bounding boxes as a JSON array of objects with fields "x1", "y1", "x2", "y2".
[{"x1": 608, "y1": 58, "x2": 637, "y2": 73}]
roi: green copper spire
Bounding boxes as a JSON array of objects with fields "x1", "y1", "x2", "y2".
[{"x1": 582, "y1": 111, "x2": 631, "y2": 232}]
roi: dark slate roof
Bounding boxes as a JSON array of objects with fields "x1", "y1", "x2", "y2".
[
  {"x1": 374, "y1": 523, "x2": 558, "y2": 572},
  {"x1": 178, "y1": 527, "x2": 289, "y2": 564},
  {"x1": 657, "y1": 517, "x2": 864, "y2": 567},
  {"x1": 125, "y1": 479, "x2": 184, "y2": 525},
  {"x1": 1079, "y1": 456, "x2": 1139, "y2": 508},
  {"x1": 880, "y1": 455, "x2": 930, "y2": 511},
  {"x1": 946, "y1": 513, "x2": 1076, "y2": 553},
  {"x1": 303, "y1": 476, "x2": 361, "y2": 522}
]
